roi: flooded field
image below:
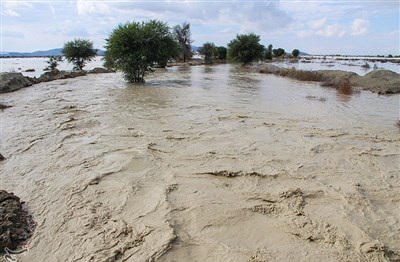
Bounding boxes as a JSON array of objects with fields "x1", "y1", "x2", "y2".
[
  {"x1": 1, "y1": 56, "x2": 104, "y2": 77},
  {"x1": 2, "y1": 56, "x2": 400, "y2": 78},
  {"x1": 272, "y1": 57, "x2": 400, "y2": 76},
  {"x1": 1, "y1": 64, "x2": 399, "y2": 261}
]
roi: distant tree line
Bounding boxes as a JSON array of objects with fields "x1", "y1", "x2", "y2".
[{"x1": 56, "y1": 19, "x2": 301, "y2": 83}]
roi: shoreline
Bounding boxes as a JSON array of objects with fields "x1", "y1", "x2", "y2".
[{"x1": 251, "y1": 63, "x2": 400, "y2": 94}]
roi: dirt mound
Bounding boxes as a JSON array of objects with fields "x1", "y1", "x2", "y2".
[
  {"x1": 256, "y1": 64, "x2": 400, "y2": 94},
  {"x1": 0, "y1": 190, "x2": 35, "y2": 251},
  {"x1": 350, "y1": 70, "x2": 400, "y2": 94},
  {"x1": 0, "y1": 73, "x2": 33, "y2": 93}
]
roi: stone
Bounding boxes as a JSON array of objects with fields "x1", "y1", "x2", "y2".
[{"x1": 0, "y1": 73, "x2": 33, "y2": 93}]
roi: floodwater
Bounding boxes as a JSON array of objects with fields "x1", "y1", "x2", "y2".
[
  {"x1": 1, "y1": 64, "x2": 399, "y2": 262},
  {"x1": 272, "y1": 57, "x2": 400, "y2": 76},
  {"x1": 1, "y1": 56, "x2": 399, "y2": 77},
  {"x1": 1, "y1": 56, "x2": 104, "y2": 77}
]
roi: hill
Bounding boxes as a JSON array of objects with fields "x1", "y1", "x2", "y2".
[{"x1": 0, "y1": 48, "x2": 105, "y2": 57}]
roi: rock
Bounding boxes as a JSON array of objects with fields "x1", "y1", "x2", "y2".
[
  {"x1": 38, "y1": 70, "x2": 87, "y2": 82},
  {"x1": 257, "y1": 64, "x2": 281, "y2": 74},
  {"x1": 88, "y1": 67, "x2": 115, "y2": 74},
  {"x1": 0, "y1": 153, "x2": 4, "y2": 161},
  {"x1": 0, "y1": 73, "x2": 33, "y2": 93},
  {"x1": 0, "y1": 190, "x2": 35, "y2": 251},
  {"x1": 24, "y1": 69, "x2": 35, "y2": 72}
]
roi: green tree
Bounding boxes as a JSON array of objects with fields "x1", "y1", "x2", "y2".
[
  {"x1": 227, "y1": 33, "x2": 265, "y2": 64},
  {"x1": 44, "y1": 56, "x2": 63, "y2": 71},
  {"x1": 62, "y1": 38, "x2": 97, "y2": 70},
  {"x1": 292, "y1": 49, "x2": 300, "y2": 58},
  {"x1": 104, "y1": 20, "x2": 180, "y2": 83},
  {"x1": 265, "y1": 44, "x2": 273, "y2": 60},
  {"x1": 173, "y1": 22, "x2": 193, "y2": 62},
  {"x1": 273, "y1": 48, "x2": 285, "y2": 57},
  {"x1": 217, "y1": 46, "x2": 227, "y2": 60},
  {"x1": 199, "y1": 42, "x2": 216, "y2": 64}
]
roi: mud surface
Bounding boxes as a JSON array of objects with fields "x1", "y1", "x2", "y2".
[
  {"x1": 256, "y1": 64, "x2": 400, "y2": 94},
  {"x1": 0, "y1": 190, "x2": 35, "y2": 251},
  {"x1": 0, "y1": 64, "x2": 399, "y2": 261}
]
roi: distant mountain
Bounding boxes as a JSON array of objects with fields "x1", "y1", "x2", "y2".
[
  {"x1": 299, "y1": 51, "x2": 310, "y2": 56},
  {"x1": 1, "y1": 48, "x2": 105, "y2": 57}
]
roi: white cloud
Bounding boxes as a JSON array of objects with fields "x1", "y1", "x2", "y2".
[
  {"x1": 2, "y1": 1, "x2": 33, "y2": 17},
  {"x1": 316, "y1": 24, "x2": 346, "y2": 37},
  {"x1": 49, "y1": 5, "x2": 55, "y2": 15},
  {"x1": 76, "y1": 0, "x2": 110, "y2": 15},
  {"x1": 351, "y1": 18, "x2": 369, "y2": 36},
  {"x1": 74, "y1": 1, "x2": 292, "y2": 34},
  {"x1": 4, "y1": 9, "x2": 20, "y2": 17},
  {"x1": 309, "y1": 18, "x2": 327, "y2": 29}
]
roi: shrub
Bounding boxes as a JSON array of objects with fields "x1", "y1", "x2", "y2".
[
  {"x1": 273, "y1": 48, "x2": 285, "y2": 57},
  {"x1": 199, "y1": 42, "x2": 216, "y2": 64},
  {"x1": 395, "y1": 120, "x2": 400, "y2": 131},
  {"x1": 62, "y1": 38, "x2": 97, "y2": 70},
  {"x1": 292, "y1": 49, "x2": 300, "y2": 58},
  {"x1": 227, "y1": 33, "x2": 265, "y2": 64},
  {"x1": 44, "y1": 56, "x2": 63, "y2": 71},
  {"x1": 216, "y1": 46, "x2": 227, "y2": 60},
  {"x1": 104, "y1": 20, "x2": 180, "y2": 83}
]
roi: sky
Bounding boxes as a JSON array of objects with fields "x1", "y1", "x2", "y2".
[{"x1": 1, "y1": 0, "x2": 399, "y2": 55}]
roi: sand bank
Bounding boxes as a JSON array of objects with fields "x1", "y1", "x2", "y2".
[{"x1": 254, "y1": 64, "x2": 400, "y2": 94}]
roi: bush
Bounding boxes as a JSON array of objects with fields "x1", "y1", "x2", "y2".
[
  {"x1": 292, "y1": 49, "x2": 300, "y2": 58},
  {"x1": 104, "y1": 20, "x2": 180, "y2": 83},
  {"x1": 273, "y1": 48, "x2": 285, "y2": 57},
  {"x1": 199, "y1": 42, "x2": 215, "y2": 64},
  {"x1": 227, "y1": 33, "x2": 265, "y2": 64},
  {"x1": 44, "y1": 56, "x2": 63, "y2": 71},
  {"x1": 216, "y1": 46, "x2": 227, "y2": 60},
  {"x1": 395, "y1": 120, "x2": 400, "y2": 131},
  {"x1": 62, "y1": 38, "x2": 97, "y2": 70}
]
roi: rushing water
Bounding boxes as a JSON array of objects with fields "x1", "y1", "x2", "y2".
[{"x1": 1, "y1": 64, "x2": 399, "y2": 262}]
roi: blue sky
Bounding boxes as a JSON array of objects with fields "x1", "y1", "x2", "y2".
[{"x1": 1, "y1": 0, "x2": 399, "y2": 55}]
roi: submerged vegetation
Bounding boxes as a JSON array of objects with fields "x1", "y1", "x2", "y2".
[
  {"x1": 62, "y1": 38, "x2": 97, "y2": 70},
  {"x1": 395, "y1": 120, "x2": 400, "y2": 131},
  {"x1": 44, "y1": 56, "x2": 63, "y2": 72},
  {"x1": 227, "y1": 33, "x2": 265, "y2": 64},
  {"x1": 104, "y1": 20, "x2": 180, "y2": 83},
  {"x1": 199, "y1": 42, "x2": 216, "y2": 64},
  {"x1": 173, "y1": 22, "x2": 193, "y2": 62}
]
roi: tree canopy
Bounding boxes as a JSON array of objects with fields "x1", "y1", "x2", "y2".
[
  {"x1": 273, "y1": 48, "x2": 285, "y2": 57},
  {"x1": 173, "y1": 22, "x2": 193, "y2": 62},
  {"x1": 62, "y1": 38, "x2": 97, "y2": 70},
  {"x1": 227, "y1": 33, "x2": 265, "y2": 64},
  {"x1": 44, "y1": 56, "x2": 63, "y2": 72},
  {"x1": 216, "y1": 46, "x2": 227, "y2": 60},
  {"x1": 103, "y1": 20, "x2": 180, "y2": 83},
  {"x1": 292, "y1": 49, "x2": 300, "y2": 58},
  {"x1": 199, "y1": 42, "x2": 216, "y2": 64}
]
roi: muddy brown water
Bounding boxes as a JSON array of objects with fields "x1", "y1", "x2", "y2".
[{"x1": 1, "y1": 64, "x2": 399, "y2": 261}]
